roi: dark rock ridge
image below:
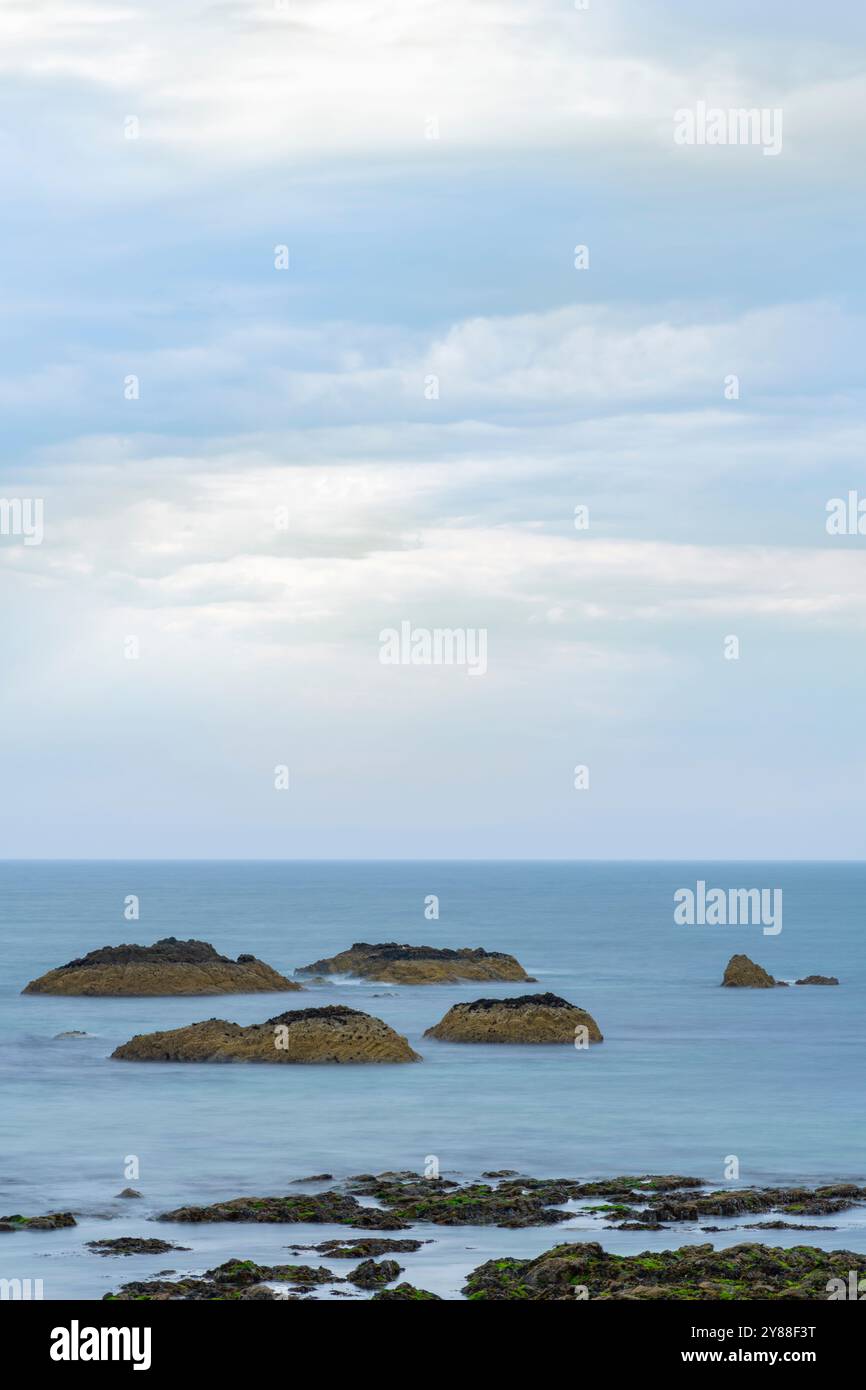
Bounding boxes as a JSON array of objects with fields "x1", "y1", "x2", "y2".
[
  {"x1": 105, "y1": 1258, "x2": 342, "y2": 1301},
  {"x1": 425, "y1": 992, "x2": 603, "y2": 1044},
  {"x1": 288, "y1": 1238, "x2": 426, "y2": 1258},
  {"x1": 23, "y1": 936, "x2": 300, "y2": 996},
  {"x1": 112, "y1": 1005, "x2": 420, "y2": 1064},
  {"x1": 155, "y1": 1173, "x2": 866, "y2": 1234},
  {"x1": 295, "y1": 941, "x2": 533, "y2": 984},
  {"x1": 87, "y1": 1238, "x2": 190, "y2": 1257},
  {"x1": 795, "y1": 974, "x2": 839, "y2": 985},
  {"x1": 372, "y1": 1283, "x2": 442, "y2": 1300},
  {"x1": 463, "y1": 1240, "x2": 863, "y2": 1300}
]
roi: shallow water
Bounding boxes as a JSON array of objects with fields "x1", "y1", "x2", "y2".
[{"x1": 1, "y1": 860, "x2": 863, "y2": 1298}]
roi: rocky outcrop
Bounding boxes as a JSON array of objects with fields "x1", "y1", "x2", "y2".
[
  {"x1": 424, "y1": 992, "x2": 603, "y2": 1044},
  {"x1": 721, "y1": 954, "x2": 778, "y2": 988},
  {"x1": 795, "y1": 974, "x2": 839, "y2": 986},
  {"x1": 296, "y1": 941, "x2": 533, "y2": 985},
  {"x1": 112, "y1": 1005, "x2": 420, "y2": 1064},
  {"x1": 463, "y1": 1240, "x2": 863, "y2": 1300},
  {"x1": 348, "y1": 1258, "x2": 403, "y2": 1288},
  {"x1": 290, "y1": 1237, "x2": 425, "y2": 1258},
  {"x1": 24, "y1": 937, "x2": 300, "y2": 996}
]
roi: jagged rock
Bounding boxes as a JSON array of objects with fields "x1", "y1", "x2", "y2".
[
  {"x1": 111, "y1": 1005, "x2": 420, "y2": 1064},
  {"x1": 372, "y1": 1283, "x2": 442, "y2": 1300},
  {"x1": 157, "y1": 1191, "x2": 409, "y2": 1229},
  {"x1": 104, "y1": 1257, "x2": 339, "y2": 1301},
  {"x1": 289, "y1": 1238, "x2": 426, "y2": 1258},
  {"x1": 424, "y1": 992, "x2": 603, "y2": 1044},
  {"x1": 295, "y1": 941, "x2": 533, "y2": 985},
  {"x1": 24, "y1": 937, "x2": 300, "y2": 996},
  {"x1": 87, "y1": 1238, "x2": 190, "y2": 1256},
  {"x1": 348, "y1": 1258, "x2": 403, "y2": 1287},
  {"x1": 464, "y1": 1240, "x2": 864, "y2": 1300},
  {"x1": 795, "y1": 975, "x2": 839, "y2": 986},
  {"x1": 722, "y1": 954, "x2": 778, "y2": 988}
]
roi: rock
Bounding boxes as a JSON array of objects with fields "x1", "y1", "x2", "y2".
[
  {"x1": 24, "y1": 937, "x2": 300, "y2": 997},
  {"x1": 348, "y1": 1258, "x2": 403, "y2": 1287},
  {"x1": 157, "y1": 1190, "x2": 409, "y2": 1229},
  {"x1": 795, "y1": 975, "x2": 839, "y2": 986},
  {"x1": 105, "y1": 1257, "x2": 339, "y2": 1301},
  {"x1": 482, "y1": 1169, "x2": 520, "y2": 1178},
  {"x1": 87, "y1": 1238, "x2": 190, "y2": 1256},
  {"x1": 424, "y1": 992, "x2": 603, "y2": 1044},
  {"x1": 291, "y1": 1174, "x2": 334, "y2": 1183},
  {"x1": 53, "y1": 1030, "x2": 93, "y2": 1038},
  {"x1": 721, "y1": 954, "x2": 778, "y2": 988},
  {"x1": 372, "y1": 1283, "x2": 442, "y2": 1300},
  {"x1": 745, "y1": 1221, "x2": 836, "y2": 1231},
  {"x1": 112, "y1": 1005, "x2": 420, "y2": 1064},
  {"x1": 295, "y1": 941, "x2": 533, "y2": 985},
  {"x1": 463, "y1": 1240, "x2": 865, "y2": 1300},
  {"x1": 289, "y1": 1238, "x2": 426, "y2": 1258},
  {"x1": 116, "y1": 1187, "x2": 142, "y2": 1198},
  {"x1": 0, "y1": 1212, "x2": 77, "y2": 1230}
]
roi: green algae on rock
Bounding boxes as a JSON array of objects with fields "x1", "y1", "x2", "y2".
[
  {"x1": 722, "y1": 954, "x2": 779, "y2": 988},
  {"x1": 112, "y1": 1004, "x2": 420, "y2": 1064},
  {"x1": 424, "y1": 991, "x2": 603, "y2": 1044},
  {"x1": 295, "y1": 941, "x2": 533, "y2": 984},
  {"x1": 463, "y1": 1240, "x2": 865, "y2": 1300},
  {"x1": 24, "y1": 937, "x2": 300, "y2": 997}
]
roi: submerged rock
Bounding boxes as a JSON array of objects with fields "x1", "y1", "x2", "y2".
[
  {"x1": 424, "y1": 992, "x2": 603, "y2": 1044},
  {"x1": 87, "y1": 1237, "x2": 190, "y2": 1256},
  {"x1": 372, "y1": 1283, "x2": 443, "y2": 1300},
  {"x1": 111, "y1": 1005, "x2": 420, "y2": 1064},
  {"x1": 464, "y1": 1240, "x2": 864, "y2": 1300},
  {"x1": 295, "y1": 941, "x2": 533, "y2": 985},
  {"x1": 795, "y1": 974, "x2": 839, "y2": 986},
  {"x1": 289, "y1": 1238, "x2": 426, "y2": 1258},
  {"x1": 722, "y1": 954, "x2": 778, "y2": 988},
  {"x1": 105, "y1": 1257, "x2": 340, "y2": 1300},
  {"x1": 24, "y1": 937, "x2": 300, "y2": 997},
  {"x1": 157, "y1": 1190, "x2": 409, "y2": 1229},
  {"x1": 116, "y1": 1188, "x2": 142, "y2": 1199}
]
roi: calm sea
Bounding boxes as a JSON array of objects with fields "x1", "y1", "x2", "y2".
[{"x1": 1, "y1": 860, "x2": 863, "y2": 1298}]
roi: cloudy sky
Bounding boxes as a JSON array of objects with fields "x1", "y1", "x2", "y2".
[{"x1": 1, "y1": 0, "x2": 864, "y2": 859}]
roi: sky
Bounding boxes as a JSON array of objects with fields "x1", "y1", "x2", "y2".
[{"x1": 0, "y1": 0, "x2": 864, "y2": 859}]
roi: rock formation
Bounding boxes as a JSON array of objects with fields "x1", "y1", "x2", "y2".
[
  {"x1": 295, "y1": 941, "x2": 533, "y2": 984},
  {"x1": 721, "y1": 954, "x2": 778, "y2": 988},
  {"x1": 112, "y1": 1004, "x2": 420, "y2": 1064},
  {"x1": 424, "y1": 991, "x2": 603, "y2": 1043},
  {"x1": 23, "y1": 937, "x2": 300, "y2": 996}
]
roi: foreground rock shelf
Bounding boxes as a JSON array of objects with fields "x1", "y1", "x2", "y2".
[
  {"x1": 295, "y1": 941, "x2": 533, "y2": 984},
  {"x1": 112, "y1": 1005, "x2": 420, "y2": 1064},
  {"x1": 23, "y1": 937, "x2": 300, "y2": 996},
  {"x1": 424, "y1": 992, "x2": 603, "y2": 1043},
  {"x1": 463, "y1": 1240, "x2": 862, "y2": 1300}
]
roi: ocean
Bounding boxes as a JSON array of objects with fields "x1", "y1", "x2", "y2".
[{"x1": 1, "y1": 859, "x2": 863, "y2": 1299}]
